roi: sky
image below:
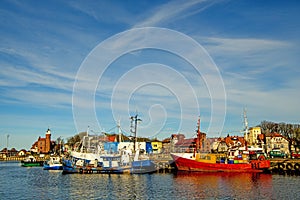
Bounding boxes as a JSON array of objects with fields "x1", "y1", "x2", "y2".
[{"x1": 1, "y1": 0, "x2": 300, "y2": 150}]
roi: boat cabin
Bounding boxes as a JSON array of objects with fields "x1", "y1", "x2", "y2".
[{"x1": 195, "y1": 153, "x2": 226, "y2": 164}]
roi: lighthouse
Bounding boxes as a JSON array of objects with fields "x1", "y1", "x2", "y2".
[{"x1": 45, "y1": 128, "x2": 51, "y2": 153}]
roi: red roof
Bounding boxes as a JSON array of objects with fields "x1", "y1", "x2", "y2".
[{"x1": 107, "y1": 135, "x2": 116, "y2": 142}]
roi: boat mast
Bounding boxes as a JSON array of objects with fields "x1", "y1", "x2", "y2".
[
  {"x1": 117, "y1": 120, "x2": 122, "y2": 142},
  {"x1": 130, "y1": 113, "x2": 142, "y2": 153},
  {"x1": 243, "y1": 109, "x2": 249, "y2": 142},
  {"x1": 6, "y1": 134, "x2": 9, "y2": 157},
  {"x1": 196, "y1": 117, "x2": 201, "y2": 152}
]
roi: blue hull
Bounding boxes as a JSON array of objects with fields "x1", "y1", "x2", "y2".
[
  {"x1": 62, "y1": 165, "x2": 126, "y2": 174},
  {"x1": 43, "y1": 165, "x2": 63, "y2": 170},
  {"x1": 131, "y1": 160, "x2": 156, "y2": 174},
  {"x1": 62, "y1": 158, "x2": 156, "y2": 174}
]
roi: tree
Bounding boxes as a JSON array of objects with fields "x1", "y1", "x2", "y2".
[
  {"x1": 67, "y1": 134, "x2": 81, "y2": 148},
  {"x1": 258, "y1": 120, "x2": 300, "y2": 151}
]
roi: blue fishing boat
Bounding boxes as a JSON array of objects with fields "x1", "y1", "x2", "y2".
[
  {"x1": 131, "y1": 159, "x2": 156, "y2": 174},
  {"x1": 62, "y1": 154, "x2": 131, "y2": 174},
  {"x1": 43, "y1": 156, "x2": 63, "y2": 170},
  {"x1": 130, "y1": 145, "x2": 156, "y2": 174}
]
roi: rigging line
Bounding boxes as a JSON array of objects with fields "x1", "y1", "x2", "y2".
[
  {"x1": 106, "y1": 125, "x2": 118, "y2": 133},
  {"x1": 89, "y1": 130, "x2": 105, "y2": 135},
  {"x1": 119, "y1": 127, "x2": 132, "y2": 136}
]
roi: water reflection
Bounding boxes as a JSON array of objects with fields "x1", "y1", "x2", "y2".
[
  {"x1": 1, "y1": 162, "x2": 299, "y2": 199},
  {"x1": 173, "y1": 172, "x2": 273, "y2": 199}
]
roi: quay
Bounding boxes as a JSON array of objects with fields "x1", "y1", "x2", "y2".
[
  {"x1": 0, "y1": 156, "x2": 25, "y2": 161},
  {"x1": 2, "y1": 154, "x2": 300, "y2": 175},
  {"x1": 267, "y1": 159, "x2": 300, "y2": 175},
  {"x1": 0, "y1": 156, "x2": 47, "y2": 162},
  {"x1": 149, "y1": 153, "x2": 176, "y2": 173}
]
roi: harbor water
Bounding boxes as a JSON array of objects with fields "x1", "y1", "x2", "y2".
[{"x1": 0, "y1": 161, "x2": 299, "y2": 199}]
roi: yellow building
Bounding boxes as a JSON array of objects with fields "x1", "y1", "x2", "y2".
[
  {"x1": 247, "y1": 127, "x2": 261, "y2": 145},
  {"x1": 151, "y1": 141, "x2": 163, "y2": 154}
]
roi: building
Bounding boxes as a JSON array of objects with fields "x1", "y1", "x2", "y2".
[
  {"x1": 174, "y1": 138, "x2": 196, "y2": 153},
  {"x1": 161, "y1": 137, "x2": 171, "y2": 153},
  {"x1": 31, "y1": 128, "x2": 52, "y2": 154},
  {"x1": 170, "y1": 134, "x2": 185, "y2": 152},
  {"x1": 247, "y1": 127, "x2": 262, "y2": 146},
  {"x1": 151, "y1": 141, "x2": 163, "y2": 154},
  {"x1": 265, "y1": 133, "x2": 290, "y2": 155},
  {"x1": 17, "y1": 149, "x2": 27, "y2": 157}
]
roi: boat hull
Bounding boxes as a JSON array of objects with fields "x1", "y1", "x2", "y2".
[
  {"x1": 21, "y1": 161, "x2": 44, "y2": 167},
  {"x1": 43, "y1": 164, "x2": 63, "y2": 170},
  {"x1": 171, "y1": 153, "x2": 270, "y2": 173},
  {"x1": 131, "y1": 160, "x2": 156, "y2": 174},
  {"x1": 62, "y1": 165, "x2": 130, "y2": 174},
  {"x1": 62, "y1": 158, "x2": 130, "y2": 174}
]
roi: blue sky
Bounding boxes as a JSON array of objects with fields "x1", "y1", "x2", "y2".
[{"x1": 1, "y1": 0, "x2": 300, "y2": 150}]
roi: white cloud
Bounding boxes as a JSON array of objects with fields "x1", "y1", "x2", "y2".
[
  {"x1": 201, "y1": 37, "x2": 292, "y2": 72},
  {"x1": 134, "y1": 0, "x2": 219, "y2": 28}
]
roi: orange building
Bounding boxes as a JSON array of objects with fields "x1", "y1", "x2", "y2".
[{"x1": 31, "y1": 128, "x2": 52, "y2": 153}]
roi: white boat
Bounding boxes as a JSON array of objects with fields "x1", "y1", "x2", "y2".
[
  {"x1": 62, "y1": 119, "x2": 156, "y2": 174},
  {"x1": 43, "y1": 156, "x2": 63, "y2": 170}
]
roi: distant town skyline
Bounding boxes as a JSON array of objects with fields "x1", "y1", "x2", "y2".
[{"x1": 1, "y1": 0, "x2": 300, "y2": 150}]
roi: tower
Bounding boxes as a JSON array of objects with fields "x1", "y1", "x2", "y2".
[{"x1": 45, "y1": 128, "x2": 51, "y2": 153}]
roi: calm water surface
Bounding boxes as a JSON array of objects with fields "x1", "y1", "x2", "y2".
[{"x1": 0, "y1": 162, "x2": 299, "y2": 199}]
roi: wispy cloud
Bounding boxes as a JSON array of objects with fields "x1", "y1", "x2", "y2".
[
  {"x1": 198, "y1": 36, "x2": 300, "y2": 127},
  {"x1": 202, "y1": 37, "x2": 291, "y2": 70},
  {"x1": 134, "y1": 0, "x2": 220, "y2": 28},
  {"x1": 1, "y1": 0, "x2": 299, "y2": 149}
]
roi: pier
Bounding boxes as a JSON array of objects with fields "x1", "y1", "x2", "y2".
[
  {"x1": 267, "y1": 159, "x2": 300, "y2": 175},
  {"x1": 2, "y1": 154, "x2": 300, "y2": 175},
  {"x1": 0, "y1": 156, "x2": 25, "y2": 161},
  {"x1": 149, "y1": 153, "x2": 176, "y2": 173},
  {"x1": 0, "y1": 156, "x2": 47, "y2": 162}
]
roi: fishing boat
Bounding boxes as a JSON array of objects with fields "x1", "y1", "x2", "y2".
[
  {"x1": 131, "y1": 159, "x2": 156, "y2": 174},
  {"x1": 21, "y1": 156, "x2": 44, "y2": 167},
  {"x1": 130, "y1": 145, "x2": 156, "y2": 174},
  {"x1": 43, "y1": 156, "x2": 63, "y2": 170},
  {"x1": 62, "y1": 127, "x2": 132, "y2": 174},
  {"x1": 62, "y1": 144, "x2": 156, "y2": 174},
  {"x1": 62, "y1": 119, "x2": 156, "y2": 174},
  {"x1": 171, "y1": 117, "x2": 270, "y2": 173},
  {"x1": 171, "y1": 151, "x2": 270, "y2": 173},
  {"x1": 62, "y1": 152, "x2": 132, "y2": 174}
]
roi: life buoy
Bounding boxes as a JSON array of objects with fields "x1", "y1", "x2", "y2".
[
  {"x1": 158, "y1": 162, "x2": 163, "y2": 168},
  {"x1": 286, "y1": 163, "x2": 293, "y2": 170},
  {"x1": 258, "y1": 155, "x2": 265, "y2": 161},
  {"x1": 278, "y1": 163, "x2": 285, "y2": 170},
  {"x1": 294, "y1": 163, "x2": 300, "y2": 171}
]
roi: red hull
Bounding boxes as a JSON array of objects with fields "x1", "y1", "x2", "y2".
[{"x1": 171, "y1": 153, "x2": 270, "y2": 173}]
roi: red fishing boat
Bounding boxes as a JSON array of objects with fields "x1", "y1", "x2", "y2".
[
  {"x1": 171, "y1": 152, "x2": 270, "y2": 172},
  {"x1": 171, "y1": 117, "x2": 270, "y2": 173}
]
